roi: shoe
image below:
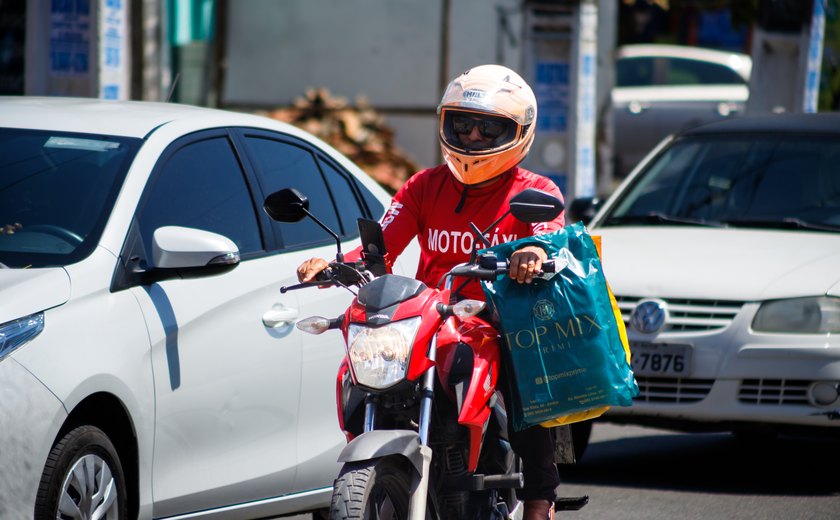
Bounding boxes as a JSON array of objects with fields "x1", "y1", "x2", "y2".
[{"x1": 523, "y1": 499, "x2": 555, "y2": 520}]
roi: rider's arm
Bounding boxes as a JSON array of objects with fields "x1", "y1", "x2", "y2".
[
  {"x1": 529, "y1": 175, "x2": 566, "y2": 235},
  {"x1": 510, "y1": 174, "x2": 566, "y2": 283},
  {"x1": 377, "y1": 173, "x2": 425, "y2": 261}
]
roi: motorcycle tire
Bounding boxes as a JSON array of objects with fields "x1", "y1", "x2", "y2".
[
  {"x1": 34, "y1": 425, "x2": 127, "y2": 519},
  {"x1": 330, "y1": 457, "x2": 414, "y2": 520}
]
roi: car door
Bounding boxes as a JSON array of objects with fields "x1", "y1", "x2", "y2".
[
  {"x1": 124, "y1": 130, "x2": 310, "y2": 517},
  {"x1": 233, "y1": 130, "x2": 380, "y2": 491}
]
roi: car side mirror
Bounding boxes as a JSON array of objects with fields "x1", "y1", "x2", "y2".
[
  {"x1": 152, "y1": 226, "x2": 240, "y2": 269},
  {"x1": 569, "y1": 197, "x2": 601, "y2": 225}
]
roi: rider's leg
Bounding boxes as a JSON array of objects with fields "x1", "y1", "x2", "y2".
[
  {"x1": 508, "y1": 424, "x2": 560, "y2": 501},
  {"x1": 497, "y1": 363, "x2": 559, "y2": 519}
]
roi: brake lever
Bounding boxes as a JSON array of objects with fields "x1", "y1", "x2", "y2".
[{"x1": 280, "y1": 280, "x2": 332, "y2": 293}]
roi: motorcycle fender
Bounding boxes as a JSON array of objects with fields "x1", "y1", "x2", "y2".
[{"x1": 337, "y1": 429, "x2": 425, "y2": 477}]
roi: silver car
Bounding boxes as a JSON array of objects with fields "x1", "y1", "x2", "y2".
[
  {"x1": 575, "y1": 112, "x2": 840, "y2": 441},
  {"x1": 612, "y1": 44, "x2": 752, "y2": 178}
]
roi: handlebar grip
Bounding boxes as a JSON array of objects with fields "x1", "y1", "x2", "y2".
[
  {"x1": 494, "y1": 259, "x2": 556, "y2": 276},
  {"x1": 541, "y1": 259, "x2": 556, "y2": 274},
  {"x1": 314, "y1": 268, "x2": 332, "y2": 282},
  {"x1": 450, "y1": 264, "x2": 500, "y2": 280},
  {"x1": 448, "y1": 257, "x2": 558, "y2": 283}
]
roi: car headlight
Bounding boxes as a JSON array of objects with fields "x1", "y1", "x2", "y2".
[
  {"x1": 752, "y1": 296, "x2": 840, "y2": 333},
  {"x1": 0, "y1": 312, "x2": 45, "y2": 360},
  {"x1": 346, "y1": 317, "x2": 421, "y2": 389}
]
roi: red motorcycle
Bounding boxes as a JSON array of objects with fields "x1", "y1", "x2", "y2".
[{"x1": 264, "y1": 187, "x2": 588, "y2": 520}]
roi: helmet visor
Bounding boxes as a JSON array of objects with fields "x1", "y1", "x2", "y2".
[{"x1": 440, "y1": 109, "x2": 521, "y2": 154}]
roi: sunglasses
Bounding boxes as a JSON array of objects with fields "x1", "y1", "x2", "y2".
[{"x1": 451, "y1": 115, "x2": 509, "y2": 139}]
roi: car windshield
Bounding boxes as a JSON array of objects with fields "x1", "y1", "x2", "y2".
[
  {"x1": 602, "y1": 133, "x2": 840, "y2": 233},
  {"x1": 0, "y1": 128, "x2": 141, "y2": 268}
]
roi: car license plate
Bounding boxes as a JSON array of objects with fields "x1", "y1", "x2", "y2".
[{"x1": 630, "y1": 342, "x2": 692, "y2": 377}]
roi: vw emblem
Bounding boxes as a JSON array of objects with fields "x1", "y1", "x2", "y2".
[{"x1": 630, "y1": 299, "x2": 667, "y2": 334}]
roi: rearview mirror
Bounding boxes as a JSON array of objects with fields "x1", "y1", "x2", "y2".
[
  {"x1": 263, "y1": 187, "x2": 345, "y2": 260},
  {"x1": 263, "y1": 188, "x2": 309, "y2": 223},
  {"x1": 509, "y1": 188, "x2": 564, "y2": 223}
]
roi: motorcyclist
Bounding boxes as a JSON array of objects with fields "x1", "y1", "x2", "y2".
[{"x1": 297, "y1": 64, "x2": 565, "y2": 520}]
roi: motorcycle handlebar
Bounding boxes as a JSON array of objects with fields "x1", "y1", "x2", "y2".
[
  {"x1": 280, "y1": 260, "x2": 367, "y2": 293},
  {"x1": 281, "y1": 257, "x2": 557, "y2": 292},
  {"x1": 448, "y1": 259, "x2": 556, "y2": 281}
]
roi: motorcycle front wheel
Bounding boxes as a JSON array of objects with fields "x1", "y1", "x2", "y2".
[{"x1": 330, "y1": 457, "x2": 412, "y2": 520}]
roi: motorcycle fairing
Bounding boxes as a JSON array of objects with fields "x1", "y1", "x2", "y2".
[
  {"x1": 357, "y1": 275, "x2": 426, "y2": 310},
  {"x1": 335, "y1": 359, "x2": 365, "y2": 441},
  {"x1": 436, "y1": 315, "x2": 502, "y2": 471}
]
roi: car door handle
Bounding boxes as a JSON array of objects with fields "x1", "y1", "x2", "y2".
[
  {"x1": 627, "y1": 100, "x2": 650, "y2": 114},
  {"x1": 262, "y1": 304, "x2": 299, "y2": 328},
  {"x1": 717, "y1": 102, "x2": 739, "y2": 117}
]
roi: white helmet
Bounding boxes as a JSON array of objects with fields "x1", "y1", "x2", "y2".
[{"x1": 437, "y1": 65, "x2": 537, "y2": 185}]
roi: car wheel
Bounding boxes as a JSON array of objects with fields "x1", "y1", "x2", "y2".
[{"x1": 34, "y1": 425, "x2": 127, "y2": 519}]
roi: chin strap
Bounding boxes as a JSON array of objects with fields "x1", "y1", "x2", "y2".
[{"x1": 454, "y1": 185, "x2": 469, "y2": 213}]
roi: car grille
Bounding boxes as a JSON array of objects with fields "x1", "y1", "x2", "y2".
[
  {"x1": 615, "y1": 296, "x2": 744, "y2": 332},
  {"x1": 633, "y1": 377, "x2": 715, "y2": 403},
  {"x1": 632, "y1": 379, "x2": 814, "y2": 405},
  {"x1": 738, "y1": 379, "x2": 810, "y2": 405}
]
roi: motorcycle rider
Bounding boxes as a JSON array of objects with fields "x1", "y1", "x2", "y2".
[{"x1": 297, "y1": 64, "x2": 565, "y2": 520}]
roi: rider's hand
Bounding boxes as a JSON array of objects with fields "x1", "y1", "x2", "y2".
[
  {"x1": 509, "y1": 245, "x2": 547, "y2": 284},
  {"x1": 297, "y1": 257, "x2": 329, "y2": 283}
]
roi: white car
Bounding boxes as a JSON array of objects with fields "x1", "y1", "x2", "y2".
[
  {"x1": 573, "y1": 112, "x2": 840, "y2": 441},
  {"x1": 612, "y1": 44, "x2": 752, "y2": 177},
  {"x1": 0, "y1": 97, "x2": 418, "y2": 519}
]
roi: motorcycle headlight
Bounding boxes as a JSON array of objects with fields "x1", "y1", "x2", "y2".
[
  {"x1": 752, "y1": 296, "x2": 840, "y2": 333},
  {"x1": 0, "y1": 312, "x2": 45, "y2": 361},
  {"x1": 347, "y1": 317, "x2": 422, "y2": 389}
]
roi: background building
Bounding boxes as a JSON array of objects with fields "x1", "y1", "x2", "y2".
[{"x1": 5, "y1": 0, "x2": 838, "y2": 196}]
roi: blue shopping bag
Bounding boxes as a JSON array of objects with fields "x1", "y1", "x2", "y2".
[{"x1": 481, "y1": 222, "x2": 639, "y2": 431}]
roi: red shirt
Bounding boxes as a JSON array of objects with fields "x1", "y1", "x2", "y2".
[{"x1": 357, "y1": 165, "x2": 565, "y2": 301}]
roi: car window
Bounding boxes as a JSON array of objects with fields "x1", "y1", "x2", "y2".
[
  {"x1": 664, "y1": 57, "x2": 745, "y2": 86},
  {"x1": 616, "y1": 56, "x2": 744, "y2": 87},
  {"x1": 242, "y1": 135, "x2": 365, "y2": 249},
  {"x1": 0, "y1": 128, "x2": 139, "y2": 268},
  {"x1": 317, "y1": 155, "x2": 384, "y2": 226},
  {"x1": 137, "y1": 134, "x2": 263, "y2": 260},
  {"x1": 616, "y1": 57, "x2": 654, "y2": 87}
]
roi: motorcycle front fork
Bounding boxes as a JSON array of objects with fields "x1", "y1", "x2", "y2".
[{"x1": 362, "y1": 334, "x2": 439, "y2": 520}]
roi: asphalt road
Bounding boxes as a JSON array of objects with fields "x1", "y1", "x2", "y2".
[
  {"x1": 558, "y1": 421, "x2": 840, "y2": 520},
  {"x1": 286, "y1": 421, "x2": 840, "y2": 519}
]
